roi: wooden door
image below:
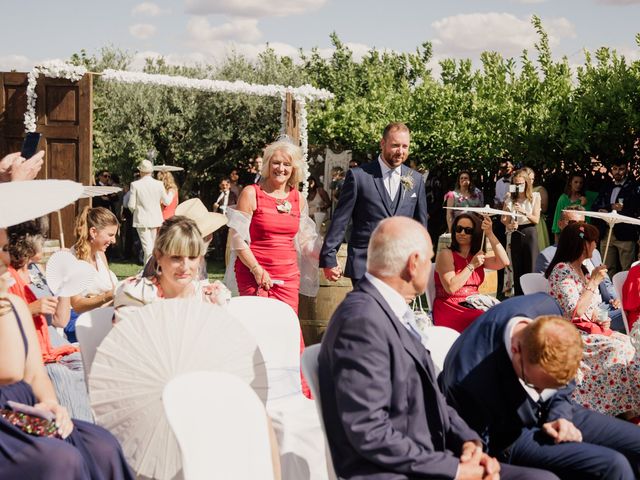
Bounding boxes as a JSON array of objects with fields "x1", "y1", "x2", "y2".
[{"x1": 0, "y1": 72, "x2": 93, "y2": 246}]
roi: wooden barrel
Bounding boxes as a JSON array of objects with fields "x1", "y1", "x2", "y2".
[
  {"x1": 299, "y1": 243, "x2": 352, "y2": 346},
  {"x1": 435, "y1": 232, "x2": 497, "y2": 296}
]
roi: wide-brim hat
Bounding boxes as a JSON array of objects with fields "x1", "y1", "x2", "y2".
[
  {"x1": 138, "y1": 159, "x2": 153, "y2": 173},
  {"x1": 175, "y1": 198, "x2": 227, "y2": 237},
  {"x1": 0, "y1": 180, "x2": 84, "y2": 228}
]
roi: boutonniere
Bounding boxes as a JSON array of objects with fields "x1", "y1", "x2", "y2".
[
  {"x1": 276, "y1": 199, "x2": 292, "y2": 214},
  {"x1": 400, "y1": 173, "x2": 414, "y2": 192}
]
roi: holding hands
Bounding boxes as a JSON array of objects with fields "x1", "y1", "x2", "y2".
[{"x1": 323, "y1": 265, "x2": 343, "y2": 282}]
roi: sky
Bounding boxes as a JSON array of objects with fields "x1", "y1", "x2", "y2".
[{"x1": 1, "y1": 0, "x2": 640, "y2": 74}]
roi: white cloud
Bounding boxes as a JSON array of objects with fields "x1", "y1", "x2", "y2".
[
  {"x1": 129, "y1": 23, "x2": 157, "y2": 40},
  {"x1": 187, "y1": 16, "x2": 262, "y2": 43},
  {"x1": 185, "y1": 0, "x2": 327, "y2": 17},
  {"x1": 0, "y1": 54, "x2": 36, "y2": 72},
  {"x1": 596, "y1": 0, "x2": 640, "y2": 4},
  {"x1": 431, "y1": 13, "x2": 575, "y2": 58},
  {"x1": 132, "y1": 2, "x2": 170, "y2": 16}
]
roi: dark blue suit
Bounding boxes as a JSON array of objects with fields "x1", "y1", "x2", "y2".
[
  {"x1": 439, "y1": 293, "x2": 640, "y2": 479},
  {"x1": 319, "y1": 278, "x2": 551, "y2": 479},
  {"x1": 319, "y1": 161, "x2": 428, "y2": 282}
]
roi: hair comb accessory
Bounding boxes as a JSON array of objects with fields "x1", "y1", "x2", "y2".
[{"x1": 578, "y1": 225, "x2": 585, "y2": 239}]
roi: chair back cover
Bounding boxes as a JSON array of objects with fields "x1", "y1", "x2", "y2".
[
  {"x1": 519, "y1": 272, "x2": 548, "y2": 295},
  {"x1": 75, "y1": 307, "x2": 115, "y2": 383},
  {"x1": 426, "y1": 262, "x2": 436, "y2": 312},
  {"x1": 163, "y1": 371, "x2": 274, "y2": 480},
  {"x1": 612, "y1": 271, "x2": 630, "y2": 334},
  {"x1": 421, "y1": 326, "x2": 460, "y2": 371}
]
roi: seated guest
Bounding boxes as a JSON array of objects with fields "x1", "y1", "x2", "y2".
[
  {"x1": 536, "y1": 206, "x2": 624, "y2": 332},
  {"x1": 0, "y1": 225, "x2": 134, "y2": 479},
  {"x1": 115, "y1": 216, "x2": 231, "y2": 319},
  {"x1": 434, "y1": 213, "x2": 509, "y2": 332},
  {"x1": 68, "y1": 206, "x2": 119, "y2": 342},
  {"x1": 6, "y1": 219, "x2": 93, "y2": 422},
  {"x1": 319, "y1": 216, "x2": 553, "y2": 480},
  {"x1": 623, "y1": 263, "x2": 640, "y2": 332},
  {"x1": 440, "y1": 295, "x2": 640, "y2": 479},
  {"x1": 545, "y1": 222, "x2": 640, "y2": 417}
]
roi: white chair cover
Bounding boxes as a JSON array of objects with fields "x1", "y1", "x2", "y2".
[
  {"x1": 421, "y1": 326, "x2": 460, "y2": 372},
  {"x1": 163, "y1": 371, "x2": 274, "y2": 480},
  {"x1": 612, "y1": 271, "x2": 630, "y2": 334},
  {"x1": 426, "y1": 262, "x2": 436, "y2": 312},
  {"x1": 75, "y1": 307, "x2": 114, "y2": 385},
  {"x1": 227, "y1": 297, "x2": 332, "y2": 480},
  {"x1": 519, "y1": 272, "x2": 548, "y2": 295}
]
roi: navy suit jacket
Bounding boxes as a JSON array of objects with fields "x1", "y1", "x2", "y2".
[
  {"x1": 319, "y1": 161, "x2": 428, "y2": 281},
  {"x1": 592, "y1": 178, "x2": 640, "y2": 241},
  {"x1": 438, "y1": 293, "x2": 576, "y2": 456},
  {"x1": 319, "y1": 277, "x2": 480, "y2": 479}
]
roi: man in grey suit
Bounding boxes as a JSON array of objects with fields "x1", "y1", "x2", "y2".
[
  {"x1": 318, "y1": 217, "x2": 555, "y2": 479},
  {"x1": 320, "y1": 122, "x2": 428, "y2": 285}
]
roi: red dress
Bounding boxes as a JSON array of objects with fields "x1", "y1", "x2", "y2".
[
  {"x1": 623, "y1": 263, "x2": 640, "y2": 331},
  {"x1": 161, "y1": 189, "x2": 178, "y2": 220},
  {"x1": 433, "y1": 250, "x2": 484, "y2": 332},
  {"x1": 235, "y1": 184, "x2": 310, "y2": 396}
]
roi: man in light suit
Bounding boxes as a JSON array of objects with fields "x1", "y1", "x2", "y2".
[
  {"x1": 127, "y1": 159, "x2": 172, "y2": 263},
  {"x1": 440, "y1": 294, "x2": 640, "y2": 479},
  {"x1": 320, "y1": 122, "x2": 428, "y2": 285},
  {"x1": 319, "y1": 217, "x2": 553, "y2": 479}
]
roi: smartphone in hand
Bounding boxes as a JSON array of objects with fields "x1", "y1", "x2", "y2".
[{"x1": 20, "y1": 132, "x2": 42, "y2": 160}]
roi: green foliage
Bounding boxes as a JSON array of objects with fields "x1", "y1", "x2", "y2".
[{"x1": 70, "y1": 17, "x2": 640, "y2": 200}]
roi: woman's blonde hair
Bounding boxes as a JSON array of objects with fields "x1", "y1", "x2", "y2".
[
  {"x1": 73, "y1": 207, "x2": 119, "y2": 262},
  {"x1": 512, "y1": 168, "x2": 533, "y2": 202},
  {"x1": 260, "y1": 138, "x2": 304, "y2": 188},
  {"x1": 159, "y1": 171, "x2": 178, "y2": 193},
  {"x1": 154, "y1": 216, "x2": 205, "y2": 259}
]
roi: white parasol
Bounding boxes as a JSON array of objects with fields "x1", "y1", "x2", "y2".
[
  {"x1": 566, "y1": 209, "x2": 640, "y2": 260},
  {"x1": 444, "y1": 204, "x2": 519, "y2": 245},
  {"x1": 80, "y1": 185, "x2": 122, "y2": 198},
  {"x1": 88, "y1": 298, "x2": 268, "y2": 480},
  {"x1": 0, "y1": 180, "x2": 83, "y2": 229},
  {"x1": 153, "y1": 164, "x2": 184, "y2": 172},
  {"x1": 45, "y1": 251, "x2": 96, "y2": 297}
]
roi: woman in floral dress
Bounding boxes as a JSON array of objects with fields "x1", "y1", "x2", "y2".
[{"x1": 545, "y1": 221, "x2": 640, "y2": 418}]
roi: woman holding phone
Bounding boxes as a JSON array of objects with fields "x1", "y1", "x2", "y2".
[{"x1": 501, "y1": 168, "x2": 541, "y2": 296}]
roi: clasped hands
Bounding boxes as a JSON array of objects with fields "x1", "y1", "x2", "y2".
[
  {"x1": 456, "y1": 441, "x2": 499, "y2": 480},
  {"x1": 323, "y1": 265, "x2": 343, "y2": 282}
]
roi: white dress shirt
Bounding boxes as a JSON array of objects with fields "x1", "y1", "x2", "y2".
[{"x1": 378, "y1": 156, "x2": 401, "y2": 200}]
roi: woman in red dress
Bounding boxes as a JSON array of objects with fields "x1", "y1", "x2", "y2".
[
  {"x1": 228, "y1": 138, "x2": 318, "y2": 397},
  {"x1": 433, "y1": 213, "x2": 509, "y2": 332},
  {"x1": 159, "y1": 171, "x2": 179, "y2": 220}
]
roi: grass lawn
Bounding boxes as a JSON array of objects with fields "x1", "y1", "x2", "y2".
[{"x1": 110, "y1": 257, "x2": 227, "y2": 282}]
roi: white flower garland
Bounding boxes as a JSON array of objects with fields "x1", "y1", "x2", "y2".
[
  {"x1": 24, "y1": 61, "x2": 87, "y2": 132},
  {"x1": 24, "y1": 65, "x2": 333, "y2": 192}
]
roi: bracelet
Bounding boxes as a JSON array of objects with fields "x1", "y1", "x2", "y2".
[
  {"x1": 584, "y1": 285, "x2": 597, "y2": 294},
  {"x1": 250, "y1": 264, "x2": 261, "y2": 274},
  {"x1": 466, "y1": 264, "x2": 474, "y2": 272}
]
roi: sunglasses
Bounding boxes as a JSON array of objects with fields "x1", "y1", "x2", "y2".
[{"x1": 454, "y1": 226, "x2": 474, "y2": 235}]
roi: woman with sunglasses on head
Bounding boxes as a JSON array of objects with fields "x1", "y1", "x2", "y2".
[
  {"x1": 502, "y1": 168, "x2": 541, "y2": 296},
  {"x1": 545, "y1": 221, "x2": 640, "y2": 419},
  {"x1": 434, "y1": 213, "x2": 509, "y2": 332}
]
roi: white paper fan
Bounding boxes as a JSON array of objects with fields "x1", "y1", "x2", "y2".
[
  {"x1": 88, "y1": 298, "x2": 268, "y2": 480},
  {"x1": 45, "y1": 251, "x2": 96, "y2": 296},
  {"x1": 0, "y1": 180, "x2": 83, "y2": 228},
  {"x1": 81, "y1": 185, "x2": 122, "y2": 198}
]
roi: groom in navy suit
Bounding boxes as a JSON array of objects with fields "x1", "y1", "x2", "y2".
[
  {"x1": 320, "y1": 122, "x2": 428, "y2": 284},
  {"x1": 319, "y1": 217, "x2": 554, "y2": 479}
]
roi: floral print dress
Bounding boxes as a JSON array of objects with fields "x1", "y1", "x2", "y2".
[{"x1": 548, "y1": 262, "x2": 640, "y2": 416}]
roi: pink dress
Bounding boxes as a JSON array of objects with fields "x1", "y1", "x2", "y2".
[
  {"x1": 234, "y1": 184, "x2": 310, "y2": 397},
  {"x1": 433, "y1": 250, "x2": 484, "y2": 332}
]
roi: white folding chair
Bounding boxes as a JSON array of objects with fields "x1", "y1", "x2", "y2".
[
  {"x1": 75, "y1": 307, "x2": 114, "y2": 384},
  {"x1": 421, "y1": 326, "x2": 460, "y2": 372},
  {"x1": 612, "y1": 271, "x2": 630, "y2": 334},
  {"x1": 301, "y1": 344, "x2": 337, "y2": 480},
  {"x1": 163, "y1": 371, "x2": 274, "y2": 480},
  {"x1": 227, "y1": 297, "x2": 333, "y2": 480},
  {"x1": 519, "y1": 272, "x2": 548, "y2": 295}
]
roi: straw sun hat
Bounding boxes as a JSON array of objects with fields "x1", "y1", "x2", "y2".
[{"x1": 175, "y1": 198, "x2": 227, "y2": 237}]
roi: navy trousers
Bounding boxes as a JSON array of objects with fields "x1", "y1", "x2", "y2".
[{"x1": 508, "y1": 405, "x2": 640, "y2": 479}]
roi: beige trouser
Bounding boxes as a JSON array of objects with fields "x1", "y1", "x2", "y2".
[
  {"x1": 602, "y1": 231, "x2": 636, "y2": 276},
  {"x1": 137, "y1": 227, "x2": 158, "y2": 264}
]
